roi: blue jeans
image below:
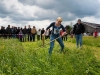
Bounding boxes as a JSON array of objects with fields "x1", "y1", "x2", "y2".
[
  {"x1": 49, "y1": 34, "x2": 64, "y2": 54},
  {"x1": 75, "y1": 34, "x2": 83, "y2": 48}
]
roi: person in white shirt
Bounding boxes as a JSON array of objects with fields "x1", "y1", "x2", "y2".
[
  {"x1": 45, "y1": 29, "x2": 50, "y2": 39},
  {"x1": 37, "y1": 29, "x2": 41, "y2": 40}
]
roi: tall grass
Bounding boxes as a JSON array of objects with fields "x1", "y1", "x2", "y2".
[
  {"x1": 69, "y1": 36, "x2": 100, "y2": 47},
  {"x1": 0, "y1": 38, "x2": 100, "y2": 75}
]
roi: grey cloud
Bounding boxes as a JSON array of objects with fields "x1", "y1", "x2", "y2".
[
  {"x1": 0, "y1": 0, "x2": 100, "y2": 25},
  {"x1": 18, "y1": 0, "x2": 36, "y2": 5},
  {"x1": 18, "y1": 0, "x2": 100, "y2": 21},
  {"x1": 0, "y1": 2, "x2": 11, "y2": 18},
  {"x1": 51, "y1": 0, "x2": 100, "y2": 19},
  {"x1": 9, "y1": 13, "x2": 34, "y2": 21},
  {"x1": 0, "y1": 1, "x2": 19, "y2": 18}
]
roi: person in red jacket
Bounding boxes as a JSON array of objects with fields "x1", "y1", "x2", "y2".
[
  {"x1": 94, "y1": 30, "x2": 98, "y2": 38},
  {"x1": 60, "y1": 30, "x2": 64, "y2": 40}
]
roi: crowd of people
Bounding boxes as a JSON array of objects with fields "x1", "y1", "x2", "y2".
[
  {"x1": 0, "y1": 24, "x2": 68, "y2": 42},
  {"x1": 0, "y1": 25, "x2": 49, "y2": 41}
]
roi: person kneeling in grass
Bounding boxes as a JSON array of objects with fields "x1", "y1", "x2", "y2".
[{"x1": 42, "y1": 17, "x2": 67, "y2": 54}]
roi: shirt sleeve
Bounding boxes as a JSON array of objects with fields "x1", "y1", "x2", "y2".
[{"x1": 46, "y1": 22, "x2": 54, "y2": 30}]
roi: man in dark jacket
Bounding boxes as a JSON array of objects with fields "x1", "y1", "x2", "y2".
[
  {"x1": 73, "y1": 19, "x2": 85, "y2": 48},
  {"x1": 22, "y1": 26, "x2": 27, "y2": 42},
  {"x1": 41, "y1": 28, "x2": 45, "y2": 40},
  {"x1": 16, "y1": 27, "x2": 20, "y2": 38},
  {"x1": 11, "y1": 26, "x2": 16, "y2": 38},
  {"x1": 0, "y1": 26, "x2": 4, "y2": 38},
  {"x1": 6, "y1": 25, "x2": 11, "y2": 39},
  {"x1": 0, "y1": 26, "x2": 2, "y2": 38}
]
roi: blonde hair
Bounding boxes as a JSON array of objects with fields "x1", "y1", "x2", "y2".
[{"x1": 56, "y1": 17, "x2": 62, "y2": 22}]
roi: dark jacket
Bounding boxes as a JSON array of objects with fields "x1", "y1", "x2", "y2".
[
  {"x1": 6, "y1": 27, "x2": 11, "y2": 34},
  {"x1": 41, "y1": 29, "x2": 45, "y2": 35},
  {"x1": 73, "y1": 23, "x2": 85, "y2": 35},
  {"x1": 27, "y1": 28, "x2": 31, "y2": 34},
  {"x1": 0, "y1": 29, "x2": 1, "y2": 34},
  {"x1": 11, "y1": 28, "x2": 16, "y2": 34},
  {"x1": 16, "y1": 29, "x2": 20, "y2": 34},
  {"x1": 0, "y1": 27, "x2": 7, "y2": 35},
  {"x1": 22, "y1": 28, "x2": 27, "y2": 34}
]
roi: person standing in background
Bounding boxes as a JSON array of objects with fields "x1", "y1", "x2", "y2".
[
  {"x1": 11, "y1": 26, "x2": 16, "y2": 38},
  {"x1": 60, "y1": 30, "x2": 64, "y2": 40},
  {"x1": 27, "y1": 25, "x2": 32, "y2": 41},
  {"x1": 93, "y1": 29, "x2": 98, "y2": 38},
  {"x1": 37, "y1": 29, "x2": 41, "y2": 40},
  {"x1": 6, "y1": 25, "x2": 11, "y2": 39},
  {"x1": 19, "y1": 28, "x2": 23, "y2": 42},
  {"x1": 41, "y1": 28, "x2": 45, "y2": 40},
  {"x1": 45, "y1": 29, "x2": 50, "y2": 39},
  {"x1": 22, "y1": 26, "x2": 27, "y2": 42},
  {"x1": 63, "y1": 29, "x2": 68, "y2": 41},
  {"x1": 31, "y1": 26, "x2": 37, "y2": 41},
  {"x1": 16, "y1": 27, "x2": 20, "y2": 38},
  {"x1": 73, "y1": 19, "x2": 85, "y2": 48}
]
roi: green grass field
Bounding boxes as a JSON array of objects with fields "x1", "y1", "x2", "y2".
[{"x1": 0, "y1": 36, "x2": 100, "y2": 75}]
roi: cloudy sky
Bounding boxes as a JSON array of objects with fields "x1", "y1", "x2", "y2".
[{"x1": 0, "y1": 0, "x2": 100, "y2": 29}]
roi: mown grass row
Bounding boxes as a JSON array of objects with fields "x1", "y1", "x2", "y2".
[{"x1": 0, "y1": 37, "x2": 100, "y2": 75}]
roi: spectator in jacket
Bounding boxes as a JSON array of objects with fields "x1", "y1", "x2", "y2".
[
  {"x1": 45, "y1": 29, "x2": 50, "y2": 39},
  {"x1": 73, "y1": 19, "x2": 85, "y2": 48},
  {"x1": 19, "y1": 28, "x2": 23, "y2": 42},
  {"x1": 93, "y1": 29, "x2": 98, "y2": 38},
  {"x1": 41, "y1": 28, "x2": 45, "y2": 40},
  {"x1": 63, "y1": 29, "x2": 68, "y2": 41},
  {"x1": 60, "y1": 30, "x2": 64, "y2": 40},
  {"x1": 0, "y1": 26, "x2": 3, "y2": 38},
  {"x1": 22, "y1": 26, "x2": 27, "y2": 42},
  {"x1": 11, "y1": 26, "x2": 16, "y2": 38},
  {"x1": 16, "y1": 27, "x2": 20, "y2": 38},
  {"x1": 37, "y1": 29, "x2": 41, "y2": 40},
  {"x1": 27, "y1": 25, "x2": 32, "y2": 41},
  {"x1": 31, "y1": 26, "x2": 37, "y2": 41},
  {"x1": 6, "y1": 25, "x2": 11, "y2": 39},
  {"x1": 0, "y1": 26, "x2": 6, "y2": 38}
]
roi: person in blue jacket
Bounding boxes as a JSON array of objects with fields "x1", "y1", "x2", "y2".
[{"x1": 43, "y1": 17, "x2": 67, "y2": 54}]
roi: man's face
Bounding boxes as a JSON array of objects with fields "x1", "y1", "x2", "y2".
[
  {"x1": 25, "y1": 26, "x2": 26, "y2": 28},
  {"x1": 28, "y1": 25, "x2": 30, "y2": 28},
  {"x1": 78, "y1": 20, "x2": 81, "y2": 24}
]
